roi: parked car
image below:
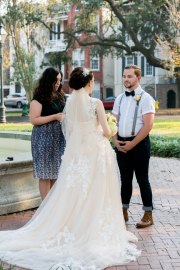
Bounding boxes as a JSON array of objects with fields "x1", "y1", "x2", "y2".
[
  {"x1": 4, "y1": 93, "x2": 28, "y2": 108},
  {"x1": 102, "y1": 96, "x2": 116, "y2": 109}
]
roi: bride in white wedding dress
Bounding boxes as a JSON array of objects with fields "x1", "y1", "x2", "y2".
[{"x1": 0, "y1": 67, "x2": 140, "y2": 270}]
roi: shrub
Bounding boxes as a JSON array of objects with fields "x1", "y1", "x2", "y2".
[
  {"x1": 150, "y1": 134, "x2": 180, "y2": 158},
  {"x1": 109, "y1": 135, "x2": 180, "y2": 159}
]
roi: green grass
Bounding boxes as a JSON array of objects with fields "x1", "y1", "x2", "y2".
[
  {"x1": 0, "y1": 123, "x2": 33, "y2": 132},
  {"x1": 5, "y1": 113, "x2": 23, "y2": 117},
  {"x1": 151, "y1": 119, "x2": 180, "y2": 137},
  {"x1": 0, "y1": 119, "x2": 180, "y2": 136}
]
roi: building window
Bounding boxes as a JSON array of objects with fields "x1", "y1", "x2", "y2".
[
  {"x1": 15, "y1": 83, "x2": 21, "y2": 93},
  {"x1": 145, "y1": 58, "x2": 153, "y2": 76},
  {"x1": 75, "y1": 19, "x2": 82, "y2": 36},
  {"x1": 126, "y1": 56, "x2": 134, "y2": 66},
  {"x1": 50, "y1": 23, "x2": 56, "y2": 40},
  {"x1": 49, "y1": 22, "x2": 61, "y2": 41},
  {"x1": 90, "y1": 14, "x2": 99, "y2": 34},
  {"x1": 75, "y1": 6, "x2": 81, "y2": 11},
  {"x1": 91, "y1": 81, "x2": 100, "y2": 99},
  {"x1": 73, "y1": 49, "x2": 85, "y2": 68},
  {"x1": 90, "y1": 54, "x2": 99, "y2": 70}
]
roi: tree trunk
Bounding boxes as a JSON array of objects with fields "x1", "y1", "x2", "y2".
[
  {"x1": 26, "y1": 91, "x2": 33, "y2": 105},
  {"x1": 175, "y1": 67, "x2": 180, "y2": 108}
]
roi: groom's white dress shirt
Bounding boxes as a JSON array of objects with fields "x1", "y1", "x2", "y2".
[{"x1": 112, "y1": 85, "x2": 155, "y2": 138}]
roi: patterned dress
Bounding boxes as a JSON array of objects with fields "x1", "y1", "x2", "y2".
[{"x1": 31, "y1": 95, "x2": 66, "y2": 179}]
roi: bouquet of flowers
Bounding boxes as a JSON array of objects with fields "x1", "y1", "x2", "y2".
[{"x1": 106, "y1": 113, "x2": 118, "y2": 136}]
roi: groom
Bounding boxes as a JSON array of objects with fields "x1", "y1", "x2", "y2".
[{"x1": 112, "y1": 65, "x2": 155, "y2": 228}]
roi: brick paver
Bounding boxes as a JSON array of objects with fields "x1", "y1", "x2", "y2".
[{"x1": 0, "y1": 157, "x2": 180, "y2": 270}]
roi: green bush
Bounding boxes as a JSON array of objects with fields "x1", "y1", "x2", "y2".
[
  {"x1": 109, "y1": 135, "x2": 180, "y2": 158},
  {"x1": 109, "y1": 136, "x2": 115, "y2": 149},
  {"x1": 150, "y1": 134, "x2": 180, "y2": 158}
]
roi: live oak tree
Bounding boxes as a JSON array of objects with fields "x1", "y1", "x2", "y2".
[
  {"x1": 3, "y1": 0, "x2": 180, "y2": 105},
  {"x1": 1, "y1": 0, "x2": 74, "y2": 101},
  {"x1": 28, "y1": 0, "x2": 180, "y2": 106},
  {"x1": 156, "y1": 0, "x2": 180, "y2": 104},
  {"x1": 40, "y1": 51, "x2": 72, "y2": 71},
  {"x1": 1, "y1": 0, "x2": 46, "y2": 102}
]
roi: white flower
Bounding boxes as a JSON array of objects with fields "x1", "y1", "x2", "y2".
[
  {"x1": 134, "y1": 94, "x2": 141, "y2": 101},
  {"x1": 106, "y1": 113, "x2": 118, "y2": 136},
  {"x1": 82, "y1": 68, "x2": 90, "y2": 77}
]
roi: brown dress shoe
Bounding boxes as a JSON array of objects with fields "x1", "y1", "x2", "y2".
[
  {"x1": 123, "y1": 208, "x2": 129, "y2": 222},
  {"x1": 136, "y1": 211, "x2": 153, "y2": 228}
]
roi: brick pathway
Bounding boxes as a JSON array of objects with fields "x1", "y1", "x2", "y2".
[{"x1": 0, "y1": 157, "x2": 180, "y2": 270}]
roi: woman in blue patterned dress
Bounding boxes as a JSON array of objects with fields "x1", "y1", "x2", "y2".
[{"x1": 30, "y1": 67, "x2": 66, "y2": 200}]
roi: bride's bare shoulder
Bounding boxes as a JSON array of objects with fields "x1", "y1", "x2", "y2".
[{"x1": 91, "y1": 98, "x2": 102, "y2": 105}]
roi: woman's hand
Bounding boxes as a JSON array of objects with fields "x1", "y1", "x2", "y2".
[{"x1": 55, "y1": 113, "x2": 63, "y2": 122}]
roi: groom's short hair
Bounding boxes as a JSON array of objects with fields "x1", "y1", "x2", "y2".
[{"x1": 124, "y1": 65, "x2": 141, "y2": 77}]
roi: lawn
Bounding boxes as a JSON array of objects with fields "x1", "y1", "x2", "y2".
[
  {"x1": 150, "y1": 119, "x2": 180, "y2": 137},
  {"x1": 0, "y1": 123, "x2": 33, "y2": 132},
  {"x1": 0, "y1": 119, "x2": 180, "y2": 136},
  {"x1": 5, "y1": 113, "x2": 22, "y2": 117}
]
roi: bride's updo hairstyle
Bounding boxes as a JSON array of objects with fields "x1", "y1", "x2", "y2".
[{"x1": 69, "y1": 67, "x2": 93, "y2": 90}]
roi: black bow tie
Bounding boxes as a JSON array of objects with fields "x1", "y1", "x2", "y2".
[{"x1": 125, "y1": 90, "x2": 135, "y2": 97}]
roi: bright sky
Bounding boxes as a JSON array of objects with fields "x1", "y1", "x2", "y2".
[{"x1": 0, "y1": 0, "x2": 47, "y2": 15}]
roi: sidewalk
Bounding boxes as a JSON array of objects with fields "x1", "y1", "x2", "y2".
[
  {"x1": 4, "y1": 116, "x2": 30, "y2": 124},
  {"x1": 0, "y1": 156, "x2": 180, "y2": 270}
]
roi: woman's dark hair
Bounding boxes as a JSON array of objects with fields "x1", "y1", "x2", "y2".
[
  {"x1": 69, "y1": 67, "x2": 93, "y2": 90},
  {"x1": 34, "y1": 67, "x2": 65, "y2": 106}
]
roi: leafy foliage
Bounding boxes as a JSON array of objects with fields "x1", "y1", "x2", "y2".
[
  {"x1": 2, "y1": 0, "x2": 46, "y2": 101},
  {"x1": 150, "y1": 134, "x2": 180, "y2": 158},
  {"x1": 40, "y1": 51, "x2": 72, "y2": 69},
  {"x1": 156, "y1": 0, "x2": 180, "y2": 80},
  {"x1": 12, "y1": 46, "x2": 38, "y2": 102}
]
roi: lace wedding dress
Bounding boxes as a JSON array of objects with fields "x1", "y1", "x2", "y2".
[{"x1": 0, "y1": 88, "x2": 140, "y2": 270}]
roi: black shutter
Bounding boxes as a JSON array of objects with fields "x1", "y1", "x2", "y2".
[
  {"x1": 141, "y1": 56, "x2": 144, "y2": 76},
  {"x1": 153, "y1": 66, "x2": 155, "y2": 76},
  {"x1": 134, "y1": 57, "x2": 137, "y2": 65},
  {"x1": 122, "y1": 57, "x2": 125, "y2": 76},
  {"x1": 58, "y1": 23, "x2": 61, "y2": 40},
  {"x1": 50, "y1": 23, "x2": 52, "y2": 40}
]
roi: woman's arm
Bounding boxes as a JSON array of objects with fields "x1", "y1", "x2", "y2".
[
  {"x1": 96, "y1": 100, "x2": 112, "y2": 140},
  {"x1": 30, "y1": 100, "x2": 62, "y2": 125}
]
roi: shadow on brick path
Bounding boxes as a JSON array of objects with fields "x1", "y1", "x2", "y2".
[{"x1": 0, "y1": 157, "x2": 180, "y2": 270}]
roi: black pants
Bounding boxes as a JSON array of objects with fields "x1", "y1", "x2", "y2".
[{"x1": 116, "y1": 135, "x2": 153, "y2": 211}]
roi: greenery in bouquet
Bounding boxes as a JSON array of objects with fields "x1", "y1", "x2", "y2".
[{"x1": 106, "y1": 113, "x2": 118, "y2": 136}]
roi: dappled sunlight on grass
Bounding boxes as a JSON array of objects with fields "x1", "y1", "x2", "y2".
[
  {"x1": 0, "y1": 119, "x2": 180, "y2": 136},
  {"x1": 151, "y1": 119, "x2": 180, "y2": 136},
  {"x1": 0, "y1": 123, "x2": 33, "y2": 132}
]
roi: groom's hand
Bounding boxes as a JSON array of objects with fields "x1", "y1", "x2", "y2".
[
  {"x1": 113, "y1": 139, "x2": 121, "y2": 151},
  {"x1": 120, "y1": 141, "x2": 135, "y2": 152}
]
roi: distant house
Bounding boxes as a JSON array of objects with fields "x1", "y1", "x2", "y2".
[{"x1": 103, "y1": 54, "x2": 178, "y2": 109}]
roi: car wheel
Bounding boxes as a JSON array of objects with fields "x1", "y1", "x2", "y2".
[{"x1": 17, "y1": 101, "x2": 22, "y2": 108}]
